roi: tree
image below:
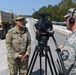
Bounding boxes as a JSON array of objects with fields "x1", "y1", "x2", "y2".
[{"x1": 32, "y1": 0, "x2": 76, "y2": 21}]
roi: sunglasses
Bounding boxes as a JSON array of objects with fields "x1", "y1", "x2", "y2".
[{"x1": 16, "y1": 19, "x2": 25, "y2": 22}]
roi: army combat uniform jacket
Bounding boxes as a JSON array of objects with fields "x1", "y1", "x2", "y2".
[
  {"x1": 60, "y1": 30, "x2": 76, "y2": 75},
  {"x1": 6, "y1": 26, "x2": 31, "y2": 59}
]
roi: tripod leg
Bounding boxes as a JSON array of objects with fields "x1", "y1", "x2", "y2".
[
  {"x1": 48, "y1": 46, "x2": 58, "y2": 75},
  {"x1": 45, "y1": 52, "x2": 47, "y2": 75},
  {"x1": 39, "y1": 54, "x2": 42, "y2": 75},
  {"x1": 46, "y1": 52, "x2": 54, "y2": 75},
  {"x1": 26, "y1": 46, "x2": 39, "y2": 75},
  {"x1": 29, "y1": 50, "x2": 39, "y2": 75}
]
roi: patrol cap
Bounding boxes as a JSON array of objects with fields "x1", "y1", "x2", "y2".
[
  {"x1": 64, "y1": 8, "x2": 76, "y2": 18},
  {"x1": 14, "y1": 15, "x2": 25, "y2": 21}
]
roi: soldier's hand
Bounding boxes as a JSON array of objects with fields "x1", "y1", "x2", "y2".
[
  {"x1": 18, "y1": 54, "x2": 24, "y2": 59},
  {"x1": 21, "y1": 54, "x2": 27, "y2": 62}
]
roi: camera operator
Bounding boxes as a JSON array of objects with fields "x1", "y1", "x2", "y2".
[{"x1": 59, "y1": 8, "x2": 76, "y2": 75}]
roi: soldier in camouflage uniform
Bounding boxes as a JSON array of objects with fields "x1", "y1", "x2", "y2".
[
  {"x1": 6, "y1": 15, "x2": 31, "y2": 75},
  {"x1": 58, "y1": 8, "x2": 76, "y2": 75}
]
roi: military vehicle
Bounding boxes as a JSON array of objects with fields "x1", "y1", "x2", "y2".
[{"x1": 0, "y1": 10, "x2": 13, "y2": 39}]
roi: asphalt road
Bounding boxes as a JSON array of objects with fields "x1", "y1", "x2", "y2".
[{"x1": 0, "y1": 18, "x2": 68, "y2": 75}]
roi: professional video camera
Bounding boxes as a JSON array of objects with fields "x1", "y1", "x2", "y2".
[
  {"x1": 34, "y1": 13, "x2": 53, "y2": 35},
  {"x1": 34, "y1": 13, "x2": 54, "y2": 44}
]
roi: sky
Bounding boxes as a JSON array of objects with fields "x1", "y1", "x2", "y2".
[{"x1": 0, "y1": 0, "x2": 62, "y2": 15}]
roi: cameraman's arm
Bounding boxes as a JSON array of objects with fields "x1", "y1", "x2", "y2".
[{"x1": 59, "y1": 46, "x2": 75, "y2": 73}]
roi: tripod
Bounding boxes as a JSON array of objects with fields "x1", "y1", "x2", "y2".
[
  {"x1": 26, "y1": 32, "x2": 68, "y2": 75},
  {"x1": 26, "y1": 32, "x2": 59, "y2": 75}
]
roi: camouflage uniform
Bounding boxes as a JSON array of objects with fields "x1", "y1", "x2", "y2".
[
  {"x1": 59, "y1": 31, "x2": 76, "y2": 75},
  {"x1": 6, "y1": 26, "x2": 31, "y2": 75}
]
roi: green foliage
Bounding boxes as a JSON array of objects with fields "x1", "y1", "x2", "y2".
[{"x1": 32, "y1": 0, "x2": 76, "y2": 22}]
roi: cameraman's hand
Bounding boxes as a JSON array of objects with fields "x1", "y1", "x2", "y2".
[{"x1": 59, "y1": 45, "x2": 63, "y2": 51}]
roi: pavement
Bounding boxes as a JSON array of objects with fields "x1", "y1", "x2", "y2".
[
  {"x1": 0, "y1": 40, "x2": 10, "y2": 75},
  {"x1": 53, "y1": 25, "x2": 72, "y2": 35}
]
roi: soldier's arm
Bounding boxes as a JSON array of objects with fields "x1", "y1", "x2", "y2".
[
  {"x1": 21, "y1": 32, "x2": 31, "y2": 62},
  {"x1": 25, "y1": 31, "x2": 31, "y2": 56},
  {"x1": 6, "y1": 31, "x2": 19, "y2": 59}
]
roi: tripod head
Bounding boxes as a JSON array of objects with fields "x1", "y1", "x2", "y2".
[{"x1": 36, "y1": 31, "x2": 54, "y2": 46}]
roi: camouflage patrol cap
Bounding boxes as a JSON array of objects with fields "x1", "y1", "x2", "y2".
[
  {"x1": 64, "y1": 8, "x2": 76, "y2": 18},
  {"x1": 14, "y1": 15, "x2": 25, "y2": 20}
]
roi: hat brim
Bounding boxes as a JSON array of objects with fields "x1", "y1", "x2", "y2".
[
  {"x1": 64, "y1": 13, "x2": 76, "y2": 18},
  {"x1": 64, "y1": 13, "x2": 72, "y2": 18},
  {"x1": 64, "y1": 14, "x2": 70, "y2": 18},
  {"x1": 14, "y1": 17, "x2": 25, "y2": 20}
]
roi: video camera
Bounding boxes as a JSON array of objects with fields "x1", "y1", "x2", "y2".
[
  {"x1": 34, "y1": 13, "x2": 54, "y2": 44},
  {"x1": 34, "y1": 13, "x2": 53, "y2": 35}
]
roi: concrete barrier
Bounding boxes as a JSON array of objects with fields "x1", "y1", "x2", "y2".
[{"x1": 53, "y1": 25, "x2": 72, "y2": 35}]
